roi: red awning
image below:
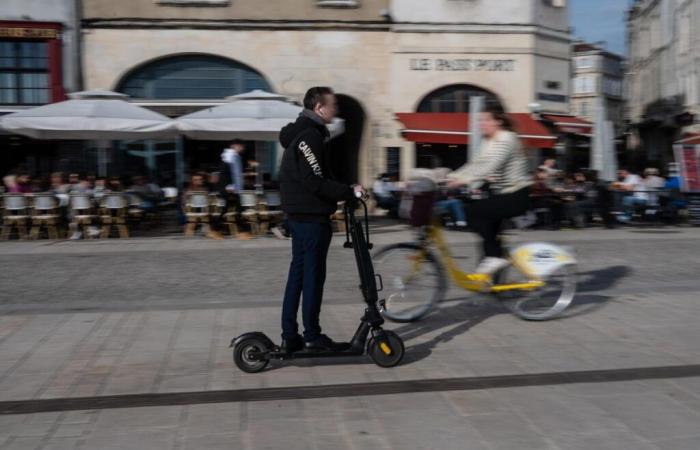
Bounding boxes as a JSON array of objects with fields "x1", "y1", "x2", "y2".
[
  {"x1": 541, "y1": 114, "x2": 593, "y2": 136},
  {"x1": 395, "y1": 112, "x2": 556, "y2": 149},
  {"x1": 677, "y1": 133, "x2": 700, "y2": 145}
]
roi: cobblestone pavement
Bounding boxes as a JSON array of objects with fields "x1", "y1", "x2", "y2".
[{"x1": 1, "y1": 225, "x2": 699, "y2": 449}]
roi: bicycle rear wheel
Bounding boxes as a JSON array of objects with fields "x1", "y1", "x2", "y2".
[
  {"x1": 373, "y1": 243, "x2": 446, "y2": 322},
  {"x1": 496, "y1": 263, "x2": 577, "y2": 321}
]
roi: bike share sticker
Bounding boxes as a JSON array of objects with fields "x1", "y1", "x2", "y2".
[{"x1": 510, "y1": 242, "x2": 575, "y2": 278}]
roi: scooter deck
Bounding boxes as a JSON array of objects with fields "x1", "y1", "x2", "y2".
[{"x1": 267, "y1": 346, "x2": 364, "y2": 360}]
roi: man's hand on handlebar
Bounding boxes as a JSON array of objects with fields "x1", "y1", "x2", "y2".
[{"x1": 352, "y1": 184, "x2": 368, "y2": 200}]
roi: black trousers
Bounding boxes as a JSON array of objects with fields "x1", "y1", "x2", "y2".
[
  {"x1": 468, "y1": 187, "x2": 530, "y2": 258},
  {"x1": 281, "y1": 220, "x2": 333, "y2": 341}
]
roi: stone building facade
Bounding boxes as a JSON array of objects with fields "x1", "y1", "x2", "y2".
[
  {"x1": 79, "y1": 0, "x2": 572, "y2": 184},
  {"x1": 571, "y1": 41, "x2": 625, "y2": 134},
  {"x1": 626, "y1": 0, "x2": 700, "y2": 166}
]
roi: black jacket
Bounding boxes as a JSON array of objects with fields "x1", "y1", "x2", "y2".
[{"x1": 278, "y1": 113, "x2": 353, "y2": 221}]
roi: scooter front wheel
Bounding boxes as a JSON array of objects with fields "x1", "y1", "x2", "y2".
[
  {"x1": 367, "y1": 330, "x2": 405, "y2": 368},
  {"x1": 233, "y1": 337, "x2": 270, "y2": 373}
]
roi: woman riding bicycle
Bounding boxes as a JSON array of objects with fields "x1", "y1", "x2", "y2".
[{"x1": 447, "y1": 103, "x2": 532, "y2": 277}]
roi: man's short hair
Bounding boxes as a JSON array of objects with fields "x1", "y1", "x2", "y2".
[
  {"x1": 230, "y1": 139, "x2": 245, "y2": 147},
  {"x1": 303, "y1": 87, "x2": 334, "y2": 110}
]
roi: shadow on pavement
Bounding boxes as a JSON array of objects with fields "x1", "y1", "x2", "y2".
[
  {"x1": 577, "y1": 265, "x2": 632, "y2": 292},
  {"x1": 269, "y1": 266, "x2": 622, "y2": 369}
]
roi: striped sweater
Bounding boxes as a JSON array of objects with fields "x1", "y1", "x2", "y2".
[{"x1": 448, "y1": 130, "x2": 532, "y2": 194}]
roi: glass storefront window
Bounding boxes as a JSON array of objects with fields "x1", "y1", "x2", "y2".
[
  {"x1": 417, "y1": 84, "x2": 501, "y2": 113},
  {"x1": 117, "y1": 55, "x2": 271, "y2": 99},
  {"x1": 0, "y1": 40, "x2": 50, "y2": 105}
]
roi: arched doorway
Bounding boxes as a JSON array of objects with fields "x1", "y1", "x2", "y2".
[
  {"x1": 415, "y1": 84, "x2": 503, "y2": 170},
  {"x1": 328, "y1": 94, "x2": 365, "y2": 184},
  {"x1": 115, "y1": 54, "x2": 273, "y2": 186}
]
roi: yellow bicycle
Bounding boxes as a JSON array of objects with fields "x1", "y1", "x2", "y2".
[{"x1": 373, "y1": 218, "x2": 577, "y2": 322}]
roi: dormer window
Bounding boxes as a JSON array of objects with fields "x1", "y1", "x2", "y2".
[
  {"x1": 156, "y1": 0, "x2": 229, "y2": 6},
  {"x1": 317, "y1": 0, "x2": 360, "y2": 8}
]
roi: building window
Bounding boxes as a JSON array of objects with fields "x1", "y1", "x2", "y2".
[
  {"x1": 575, "y1": 56, "x2": 593, "y2": 70},
  {"x1": 0, "y1": 40, "x2": 50, "y2": 105},
  {"x1": 579, "y1": 101, "x2": 589, "y2": 117},
  {"x1": 573, "y1": 75, "x2": 596, "y2": 94},
  {"x1": 417, "y1": 84, "x2": 501, "y2": 113},
  {"x1": 385, "y1": 147, "x2": 400, "y2": 177},
  {"x1": 317, "y1": 0, "x2": 360, "y2": 7},
  {"x1": 603, "y1": 77, "x2": 622, "y2": 97},
  {"x1": 117, "y1": 55, "x2": 271, "y2": 99},
  {"x1": 679, "y1": 11, "x2": 691, "y2": 55},
  {"x1": 156, "y1": 0, "x2": 229, "y2": 5}
]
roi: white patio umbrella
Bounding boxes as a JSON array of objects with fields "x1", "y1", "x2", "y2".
[
  {"x1": 0, "y1": 89, "x2": 177, "y2": 140},
  {"x1": 176, "y1": 90, "x2": 344, "y2": 190},
  {"x1": 0, "y1": 89, "x2": 178, "y2": 176},
  {"x1": 590, "y1": 97, "x2": 617, "y2": 181},
  {"x1": 176, "y1": 90, "x2": 344, "y2": 140}
]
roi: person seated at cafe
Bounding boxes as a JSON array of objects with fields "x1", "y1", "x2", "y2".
[
  {"x1": 611, "y1": 168, "x2": 647, "y2": 223},
  {"x1": 129, "y1": 175, "x2": 161, "y2": 213},
  {"x1": 106, "y1": 176, "x2": 123, "y2": 192},
  {"x1": 68, "y1": 173, "x2": 91, "y2": 195},
  {"x1": 182, "y1": 172, "x2": 221, "y2": 239},
  {"x1": 50, "y1": 172, "x2": 70, "y2": 195},
  {"x1": 531, "y1": 168, "x2": 564, "y2": 229},
  {"x1": 92, "y1": 177, "x2": 108, "y2": 200},
  {"x1": 563, "y1": 171, "x2": 597, "y2": 228},
  {"x1": 372, "y1": 173, "x2": 400, "y2": 218},
  {"x1": 3, "y1": 174, "x2": 18, "y2": 193},
  {"x1": 12, "y1": 171, "x2": 35, "y2": 194}
]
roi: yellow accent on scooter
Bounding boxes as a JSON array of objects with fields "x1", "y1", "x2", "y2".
[{"x1": 379, "y1": 342, "x2": 392, "y2": 355}]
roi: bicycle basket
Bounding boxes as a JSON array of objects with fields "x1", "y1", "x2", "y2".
[{"x1": 407, "y1": 176, "x2": 437, "y2": 227}]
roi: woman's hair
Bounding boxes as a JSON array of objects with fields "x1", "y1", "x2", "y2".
[{"x1": 482, "y1": 103, "x2": 514, "y2": 132}]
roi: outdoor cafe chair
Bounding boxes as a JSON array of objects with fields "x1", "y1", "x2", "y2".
[
  {"x1": 220, "y1": 193, "x2": 240, "y2": 238},
  {"x1": 100, "y1": 193, "x2": 129, "y2": 238},
  {"x1": 69, "y1": 193, "x2": 98, "y2": 239},
  {"x1": 258, "y1": 191, "x2": 284, "y2": 235},
  {"x1": 184, "y1": 191, "x2": 212, "y2": 237},
  {"x1": 1, "y1": 193, "x2": 30, "y2": 240},
  {"x1": 332, "y1": 201, "x2": 346, "y2": 233},
  {"x1": 239, "y1": 190, "x2": 260, "y2": 236},
  {"x1": 29, "y1": 193, "x2": 61, "y2": 240}
]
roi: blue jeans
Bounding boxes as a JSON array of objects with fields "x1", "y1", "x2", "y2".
[
  {"x1": 620, "y1": 196, "x2": 648, "y2": 222},
  {"x1": 281, "y1": 220, "x2": 332, "y2": 341},
  {"x1": 436, "y1": 199, "x2": 466, "y2": 223}
]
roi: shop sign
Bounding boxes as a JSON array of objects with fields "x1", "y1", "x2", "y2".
[{"x1": 0, "y1": 27, "x2": 59, "y2": 39}]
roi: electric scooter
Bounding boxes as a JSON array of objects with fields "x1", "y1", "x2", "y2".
[{"x1": 231, "y1": 193, "x2": 405, "y2": 373}]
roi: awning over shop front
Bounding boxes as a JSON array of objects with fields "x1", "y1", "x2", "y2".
[
  {"x1": 677, "y1": 133, "x2": 700, "y2": 145},
  {"x1": 541, "y1": 114, "x2": 593, "y2": 136},
  {"x1": 395, "y1": 112, "x2": 556, "y2": 148}
]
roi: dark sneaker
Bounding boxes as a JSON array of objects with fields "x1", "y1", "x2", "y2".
[
  {"x1": 280, "y1": 335, "x2": 304, "y2": 354},
  {"x1": 304, "y1": 334, "x2": 351, "y2": 352}
]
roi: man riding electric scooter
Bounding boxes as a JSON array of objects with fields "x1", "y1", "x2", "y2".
[{"x1": 277, "y1": 86, "x2": 364, "y2": 353}]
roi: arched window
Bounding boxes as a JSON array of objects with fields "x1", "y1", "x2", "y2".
[
  {"x1": 417, "y1": 84, "x2": 502, "y2": 113},
  {"x1": 117, "y1": 55, "x2": 271, "y2": 99}
]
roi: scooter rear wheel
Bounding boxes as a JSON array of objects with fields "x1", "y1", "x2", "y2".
[
  {"x1": 367, "y1": 330, "x2": 405, "y2": 368},
  {"x1": 233, "y1": 337, "x2": 270, "y2": 373}
]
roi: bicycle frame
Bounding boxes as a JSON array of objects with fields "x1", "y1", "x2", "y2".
[{"x1": 421, "y1": 221, "x2": 545, "y2": 293}]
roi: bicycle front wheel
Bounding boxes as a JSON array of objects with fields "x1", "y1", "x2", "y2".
[
  {"x1": 373, "y1": 243, "x2": 446, "y2": 322},
  {"x1": 497, "y1": 263, "x2": 577, "y2": 321}
]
